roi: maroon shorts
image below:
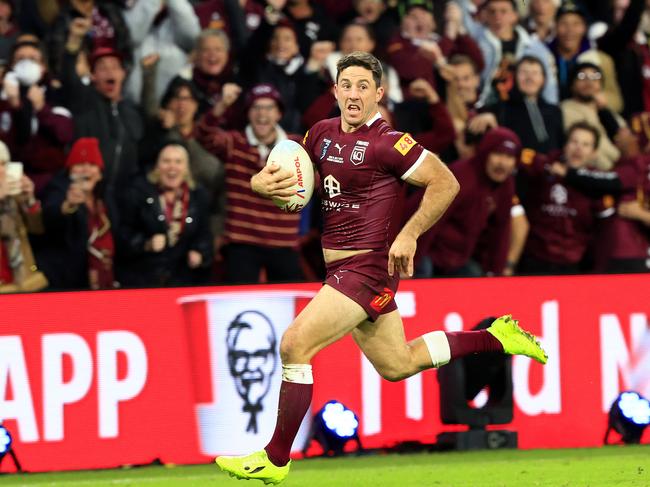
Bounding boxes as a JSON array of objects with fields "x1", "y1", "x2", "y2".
[{"x1": 324, "y1": 250, "x2": 400, "y2": 322}]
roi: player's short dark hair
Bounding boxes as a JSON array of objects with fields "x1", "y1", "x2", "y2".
[
  {"x1": 566, "y1": 121, "x2": 600, "y2": 150},
  {"x1": 336, "y1": 51, "x2": 383, "y2": 88}
]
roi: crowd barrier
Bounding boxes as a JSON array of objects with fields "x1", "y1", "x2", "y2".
[{"x1": 1, "y1": 274, "x2": 649, "y2": 472}]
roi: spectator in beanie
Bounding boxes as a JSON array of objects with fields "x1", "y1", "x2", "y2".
[
  {"x1": 38, "y1": 137, "x2": 117, "y2": 290},
  {"x1": 196, "y1": 83, "x2": 303, "y2": 284},
  {"x1": 0, "y1": 140, "x2": 48, "y2": 293},
  {"x1": 561, "y1": 62, "x2": 626, "y2": 170},
  {"x1": 468, "y1": 55, "x2": 564, "y2": 155},
  {"x1": 119, "y1": 141, "x2": 213, "y2": 287},
  {"x1": 47, "y1": 0, "x2": 132, "y2": 77},
  {"x1": 194, "y1": 0, "x2": 263, "y2": 44},
  {"x1": 60, "y1": 27, "x2": 144, "y2": 222},
  {"x1": 0, "y1": 38, "x2": 74, "y2": 193},
  {"x1": 140, "y1": 76, "x2": 226, "y2": 241},
  {"x1": 518, "y1": 122, "x2": 614, "y2": 275},
  {"x1": 411, "y1": 127, "x2": 522, "y2": 277},
  {"x1": 123, "y1": 0, "x2": 200, "y2": 107}
]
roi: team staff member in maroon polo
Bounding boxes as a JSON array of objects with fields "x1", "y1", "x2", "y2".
[{"x1": 214, "y1": 51, "x2": 547, "y2": 485}]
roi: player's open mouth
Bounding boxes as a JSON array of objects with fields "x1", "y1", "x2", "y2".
[{"x1": 347, "y1": 104, "x2": 361, "y2": 114}]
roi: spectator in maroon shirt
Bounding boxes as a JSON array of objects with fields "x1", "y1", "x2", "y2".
[
  {"x1": 518, "y1": 121, "x2": 614, "y2": 275},
  {"x1": 0, "y1": 38, "x2": 74, "y2": 195},
  {"x1": 413, "y1": 127, "x2": 521, "y2": 277},
  {"x1": 196, "y1": 83, "x2": 304, "y2": 284}
]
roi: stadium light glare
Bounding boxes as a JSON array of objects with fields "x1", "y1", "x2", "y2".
[
  {"x1": 304, "y1": 400, "x2": 362, "y2": 457},
  {"x1": 605, "y1": 391, "x2": 650, "y2": 445}
]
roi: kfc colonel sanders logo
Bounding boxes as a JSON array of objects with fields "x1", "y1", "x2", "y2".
[{"x1": 226, "y1": 311, "x2": 277, "y2": 433}]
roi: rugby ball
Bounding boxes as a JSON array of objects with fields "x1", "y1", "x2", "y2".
[{"x1": 266, "y1": 139, "x2": 314, "y2": 213}]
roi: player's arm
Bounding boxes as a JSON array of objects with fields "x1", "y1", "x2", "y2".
[{"x1": 389, "y1": 152, "x2": 459, "y2": 277}]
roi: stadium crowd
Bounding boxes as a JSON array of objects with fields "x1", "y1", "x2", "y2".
[{"x1": 0, "y1": 0, "x2": 649, "y2": 292}]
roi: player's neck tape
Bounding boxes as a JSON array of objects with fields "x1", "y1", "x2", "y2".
[
  {"x1": 422, "y1": 331, "x2": 451, "y2": 368},
  {"x1": 282, "y1": 364, "x2": 314, "y2": 384}
]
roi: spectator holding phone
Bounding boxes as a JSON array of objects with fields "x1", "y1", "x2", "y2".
[
  {"x1": 0, "y1": 141, "x2": 48, "y2": 293},
  {"x1": 37, "y1": 137, "x2": 117, "y2": 290}
]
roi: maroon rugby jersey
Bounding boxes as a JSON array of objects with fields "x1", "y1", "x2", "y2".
[{"x1": 303, "y1": 113, "x2": 428, "y2": 250}]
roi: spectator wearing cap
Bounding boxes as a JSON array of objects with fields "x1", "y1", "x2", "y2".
[
  {"x1": 411, "y1": 127, "x2": 522, "y2": 277},
  {"x1": 0, "y1": 37, "x2": 75, "y2": 194},
  {"x1": 468, "y1": 55, "x2": 564, "y2": 155},
  {"x1": 122, "y1": 0, "x2": 200, "y2": 107},
  {"x1": 240, "y1": 15, "x2": 323, "y2": 133},
  {"x1": 561, "y1": 62, "x2": 626, "y2": 170},
  {"x1": 140, "y1": 76, "x2": 226, "y2": 241},
  {"x1": 194, "y1": 0, "x2": 264, "y2": 44},
  {"x1": 0, "y1": 140, "x2": 48, "y2": 293},
  {"x1": 456, "y1": 0, "x2": 558, "y2": 105},
  {"x1": 118, "y1": 141, "x2": 213, "y2": 287},
  {"x1": 518, "y1": 122, "x2": 615, "y2": 275},
  {"x1": 37, "y1": 137, "x2": 118, "y2": 290},
  {"x1": 47, "y1": 0, "x2": 132, "y2": 78},
  {"x1": 386, "y1": 1, "x2": 484, "y2": 100},
  {"x1": 524, "y1": 0, "x2": 559, "y2": 42},
  {"x1": 196, "y1": 82, "x2": 304, "y2": 284},
  {"x1": 546, "y1": 1, "x2": 622, "y2": 111},
  {"x1": 60, "y1": 27, "x2": 144, "y2": 224}
]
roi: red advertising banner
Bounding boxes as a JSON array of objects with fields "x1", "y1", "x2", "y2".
[{"x1": 0, "y1": 275, "x2": 648, "y2": 473}]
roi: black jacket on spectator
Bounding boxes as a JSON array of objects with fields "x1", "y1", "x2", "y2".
[
  {"x1": 60, "y1": 51, "x2": 144, "y2": 226},
  {"x1": 118, "y1": 177, "x2": 213, "y2": 287},
  {"x1": 36, "y1": 172, "x2": 116, "y2": 290},
  {"x1": 483, "y1": 91, "x2": 564, "y2": 154}
]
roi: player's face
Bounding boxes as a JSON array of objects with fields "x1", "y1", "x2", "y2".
[
  {"x1": 335, "y1": 65, "x2": 384, "y2": 132},
  {"x1": 565, "y1": 128, "x2": 597, "y2": 168},
  {"x1": 485, "y1": 152, "x2": 516, "y2": 183}
]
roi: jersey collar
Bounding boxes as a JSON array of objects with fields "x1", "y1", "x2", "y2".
[{"x1": 365, "y1": 112, "x2": 382, "y2": 127}]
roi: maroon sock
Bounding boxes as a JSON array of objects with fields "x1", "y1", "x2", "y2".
[
  {"x1": 265, "y1": 380, "x2": 313, "y2": 467},
  {"x1": 445, "y1": 330, "x2": 504, "y2": 360}
]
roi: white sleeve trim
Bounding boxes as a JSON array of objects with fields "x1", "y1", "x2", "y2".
[
  {"x1": 52, "y1": 106, "x2": 72, "y2": 118},
  {"x1": 400, "y1": 149, "x2": 430, "y2": 181},
  {"x1": 511, "y1": 204, "x2": 525, "y2": 217}
]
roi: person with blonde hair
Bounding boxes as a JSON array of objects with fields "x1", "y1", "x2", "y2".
[
  {"x1": 0, "y1": 141, "x2": 48, "y2": 293},
  {"x1": 118, "y1": 141, "x2": 213, "y2": 287}
]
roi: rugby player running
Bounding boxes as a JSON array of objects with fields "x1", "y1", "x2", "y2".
[{"x1": 216, "y1": 52, "x2": 547, "y2": 485}]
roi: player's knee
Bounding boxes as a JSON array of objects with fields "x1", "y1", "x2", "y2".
[{"x1": 279, "y1": 327, "x2": 307, "y2": 363}]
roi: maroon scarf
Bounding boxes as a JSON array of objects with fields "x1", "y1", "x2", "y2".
[{"x1": 87, "y1": 199, "x2": 115, "y2": 290}]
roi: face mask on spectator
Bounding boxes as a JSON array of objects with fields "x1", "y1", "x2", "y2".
[{"x1": 12, "y1": 59, "x2": 42, "y2": 86}]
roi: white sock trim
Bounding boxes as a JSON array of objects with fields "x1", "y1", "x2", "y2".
[
  {"x1": 422, "y1": 331, "x2": 451, "y2": 368},
  {"x1": 282, "y1": 364, "x2": 313, "y2": 384}
]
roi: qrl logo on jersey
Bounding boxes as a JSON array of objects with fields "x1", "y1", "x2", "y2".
[
  {"x1": 370, "y1": 287, "x2": 394, "y2": 312},
  {"x1": 351, "y1": 145, "x2": 366, "y2": 166},
  {"x1": 323, "y1": 175, "x2": 341, "y2": 198}
]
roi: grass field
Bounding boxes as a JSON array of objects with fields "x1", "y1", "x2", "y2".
[{"x1": 2, "y1": 446, "x2": 649, "y2": 486}]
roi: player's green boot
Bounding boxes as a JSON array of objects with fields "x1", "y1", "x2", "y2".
[
  {"x1": 487, "y1": 314, "x2": 548, "y2": 364},
  {"x1": 215, "y1": 450, "x2": 290, "y2": 485}
]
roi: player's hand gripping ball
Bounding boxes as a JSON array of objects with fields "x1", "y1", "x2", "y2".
[{"x1": 266, "y1": 140, "x2": 314, "y2": 212}]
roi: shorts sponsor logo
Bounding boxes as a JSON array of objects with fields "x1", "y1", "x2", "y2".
[
  {"x1": 320, "y1": 138, "x2": 332, "y2": 160},
  {"x1": 393, "y1": 133, "x2": 415, "y2": 156},
  {"x1": 323, "y1": 174, "x2": 341, "y2": 198},
  {"x1": 351, "y1": 145, "x2": 366, "y2": 165},
  {"x1": 370, "y1": 287, "x2": 394, "y2": 312}
]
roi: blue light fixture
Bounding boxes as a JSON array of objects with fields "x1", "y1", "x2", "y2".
[
  {"x1": 305, "y1": 400, "x2": 362, "y2": 457},
  {"x1": 605, "y1": 391, "x2": 650, "y2": 444}
]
